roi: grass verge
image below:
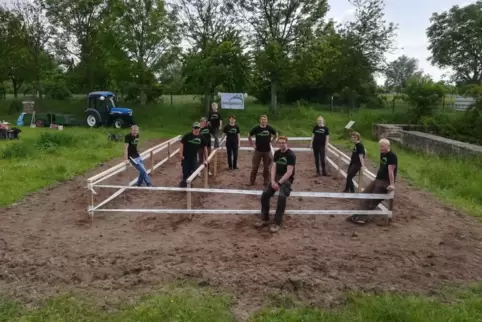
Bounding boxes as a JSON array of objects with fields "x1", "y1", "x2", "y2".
[{"x1": 1, "y1": 284, "x2": 481, "y2": 321}]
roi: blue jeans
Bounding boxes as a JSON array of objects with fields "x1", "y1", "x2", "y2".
[
  {"x1": 129, "y1": 157, "x2": 152, "y2": 186},
  {"x1": 180, "y1": 158, "x2": 198, "y2": 187}
]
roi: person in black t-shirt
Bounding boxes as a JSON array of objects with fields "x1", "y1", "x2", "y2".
[
  {"x1": 198, "y1": 117, "x2": 212, "y2": 176},
  {"x1": 343, "y1": 132, "x2": 365, "y2": 193},
  {"x1": 248, "y1": 115, "x2": 278, "y2": 185},
  {"x1": 256, "y1": 136, "x2": 295, "y2": 233},
  {"x1": 310, "y1": 116, "x2": 330, "y2": 176},
  {"x1": 179, "y1": 122, "x2": 209, "y2": 187},
  {"x1": 124, "y1": 125, "x2": 152, "y2": 187},
  {"x1": 208, "y1": 102, "x2": 222, "y2": 148},
  {"x1": 222, "y1": 115, "x2": 241, "y2": 170},
  {"x1": 347, "y1": 138, "x2": 398, "y2": 225}
]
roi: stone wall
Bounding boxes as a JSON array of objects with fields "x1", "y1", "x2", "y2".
[{"x1": 371, "y1": 123, "x2": 482, "y2": 157}]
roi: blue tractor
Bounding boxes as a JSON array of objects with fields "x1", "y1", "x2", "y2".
[{"x1": 85, "y1": 91, "x2": 135, "y2": 128}]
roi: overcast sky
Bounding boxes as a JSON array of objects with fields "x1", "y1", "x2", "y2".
[{"x1": 1, "y1": 0, "x2": 472, "y2": 84}]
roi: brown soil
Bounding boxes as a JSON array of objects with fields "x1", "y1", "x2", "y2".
[{"x1": 1, "y1": 138, "x2": 482, "y2": 320}]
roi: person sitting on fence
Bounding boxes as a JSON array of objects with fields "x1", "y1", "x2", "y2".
[
  {"x1": 198, "y1": 117, "x2": 212, "y2": 176},
  {"x1": 256, "y1": 136, "x2": 296, "y2": 233},
  {"x1": 208, "y1": 102, "x2": 222, "y2": 148},
  {"x1": 223, "y1": 115, "x2": 241, "y2": 170},
  {"x1": 179, "y1": 122, "x2": 209, "y2": 188},
  {"x1": 124, "y1": 125, "x2": 152, "y2": 187},
  {"x1": 347, "y1": 138, "x2": 397, "y2": 225},
  {"x1": 310, "y1": 115, "x2": 330, "y2": 176},
  {"x1": 343, "y1": 131, "x2": 366, "y2": 193},
  {"x1": 248, "y1": 115, "x2": 278, "y2": 186}
]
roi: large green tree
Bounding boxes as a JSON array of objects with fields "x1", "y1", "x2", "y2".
[
  {"x1": 427, "y1": 1, "x2": 482, "y2": 85},
  {"x1": 233, "y1": 0, "x2": 329, "y2": 112},
  {"x1": 384, "y1": 55, "x2": 423, "y2": 91}
]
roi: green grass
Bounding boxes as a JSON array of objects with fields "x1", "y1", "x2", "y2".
[
  {"x1": 1, "y1": 96, "x2": 482, "y2": 320},
  {"x1": 1, "y1": 284, "x2": 481, "y2": 321}
]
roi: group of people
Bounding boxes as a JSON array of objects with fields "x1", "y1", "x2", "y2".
[{"x1": 123, "y1": 104, "x2": 398, "y2": 232}]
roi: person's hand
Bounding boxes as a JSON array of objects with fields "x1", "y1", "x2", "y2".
[
  {"x1": 179, "y1": 155, "x2": 184, "y2": 161},
  {"x1": 125, "y1": 159, "x2": 129, "y2": 165},
  {"x1": 387, "y1": 185, "x2": 395, "y2": 191},
  {"x1": 271, "y1": 181, "x2": 279, "y2": 191}
]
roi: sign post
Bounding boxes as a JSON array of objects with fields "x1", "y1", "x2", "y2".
[{"x1": 219, "y1": 93, "x2": 245, "y2": 110}]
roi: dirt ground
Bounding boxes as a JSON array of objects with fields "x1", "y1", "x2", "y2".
[{"x1": 1, "y1": 138, "x2": 482, "y2": 320}]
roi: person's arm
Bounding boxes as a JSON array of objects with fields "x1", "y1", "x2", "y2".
[
  {"x1": 219, "y1": 114, "x2": 222, "y2": 129},
  {"x1": 387, "y1": 154, "x2": 397, "y2": 189},
  {"x1": 310, "y1": 134, "x2": 314, "y2": 149},
  {"x1": 270, "y1": 162, "x2": 277, "y2": 185},
  {"x1": 325, "y1": 128, "x2": 330, "y2": 149},
  {"x1": 179, "y1": 135, "x2": 186, "y2": 160},
  {"x1": 248, "y1": 127, "x2": 255, "y2": 148},
  {"x1": 358, "y1": 144, "x2": 365, "y2": 167},
  {"x1": 222, "y1": 125, "x2": 228, "y2": 134},
  {"x1": 269, "y1": 126, "x2": 278, "y2": 144},
  {"x1": 277, "y1": 153, "x2": 296, "y2": 185}
]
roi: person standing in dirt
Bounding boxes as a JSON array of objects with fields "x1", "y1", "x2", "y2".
[
  {"x1": 343, "y1": 131, "x2": 366, "y2": 193},
  {"x1": 208, "y1": 102, "x2": 222, "y2": 148},
  {"x1": 248, "y1": 115, "x2": 278, "y2": 186},
  {"x1": 309, "y1": 115, "x2": 330, "y2": 176},
  {"x1": 198, "y1": 117, "x2": 212, "y2": 176},
  {"x1": 256, "y1": 136, "x2": 296, "y2": 233},
  {"x1": 347, "y1": 138, "x2": 397, "y2": 225},
  {"x1": 223, "y1": 115, "x2": 241, "y2": 170},
  {"x1": 179, "y1": 122, "x2": 209, "y2": 188},
  {"x1": 124, "y1": 125, "x2": 152, "y2": 187}
]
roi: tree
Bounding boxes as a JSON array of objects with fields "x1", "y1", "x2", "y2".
[
  {"x1": 404, "y1": 75, "x2": 446, "y2": 122},
  {"x1": 12, "y1": 0, "x2": 54, "y2": 99},
  {"x1": 384, "y1": 55, "x2": 423, "y2": 91},
  {"x1": 111, "y1": 0, "x2": 180, "y2": 105},
  {"x1": 174, "y1": 0, "x2": 249, "y2": 114},
  {"x1": 233, "y1": 0, "x2": 329, "y2": 112},
  {"x1": 427, "y1": 1, "x2": 482, "y2": 85},
  {"x1": 340, "y1": 0, "x2": 397, "y2": 74}
]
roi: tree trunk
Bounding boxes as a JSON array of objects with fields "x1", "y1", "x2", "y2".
[
  {"x1": 270, "y1": 79, "x2": 278, "y2": 112},
  {"x1": 204, "y1": 87, "x2": 212, "y2": 117}
]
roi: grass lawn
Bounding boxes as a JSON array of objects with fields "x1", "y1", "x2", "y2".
[{"x1": 1, "y1": 97, "x2": 481, "y2": 320}]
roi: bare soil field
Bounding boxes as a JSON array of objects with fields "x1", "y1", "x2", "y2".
[{"x1": 1, "y1": 138, "x2": 482, "y2": 319}]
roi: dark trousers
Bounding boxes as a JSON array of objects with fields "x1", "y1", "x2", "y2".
[
  {"x1": 353, "y1": 179, "x2": 390, "y2": 221},
  {"x1": 198, "y1": 146, "x2": 211, "y2": 163},
  {"x1": 226, "y1": 141, "x2": 238, "y2": 169},
  {"x1": 261, "y1": 178, "x2": 292, "y2": 225},
  {"x1": 180, "y1": 158, "x2": 198, "y2": 187},
  {"x1": 250, "y1": 150, "x2": 272, "y2": 184},
  {"x1": 344, "y1": 163, "x2": 361, "y2": 192},
  {"x1": 211, "y1": 128, "x2": 220, "y2": 147},
  {"x1": 313, "y1": 145, "x2": 327, "y2": 174}
]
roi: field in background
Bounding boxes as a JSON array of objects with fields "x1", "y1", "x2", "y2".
[{"x1": 1, "y1": 95, "x2": 481, "y2": 321}]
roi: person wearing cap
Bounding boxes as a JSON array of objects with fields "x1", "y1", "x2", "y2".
[
  {"x1": 208, "y1": 102, "x2": 222, "y2": 148},
  {"x1": 222, "y1": 115, "x2": 241, "y2": 170},
  {"x1": 179, "y1": 122, "x2": 209, "y2": 188},
  {"x1": 198, "y1": 117, "x2": 212, "y2": 176},
  {"x1": 124, "y1": 125, "x2": 152, "y2": 187}
]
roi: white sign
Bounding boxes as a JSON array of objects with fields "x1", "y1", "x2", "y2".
[
  {"x1": 345, "y1": 120, "x2": 355, "y2": 129},
  {"x1": 219, "y1": 92, "x2": 245, "y2": 109},
  {"x1": 454, "y1": 96, "x2": 476, "y2": 111}
]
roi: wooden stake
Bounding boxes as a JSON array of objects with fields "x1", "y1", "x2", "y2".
[
  {"x1": 204, "y1": 162, "x2": 209, "y2": 188},
  {"x1": 187, "y1": 182, "x2": 192, "y2": 210},
  {"x1": 357, "y1": 167, "x2": 363, "y2": 192},
  {"x1": 337, "y1": 153, "x2": 342, "y2": 178},
  {"x1": 386, "y1": 194, "x2": 394, "y2": 226},
  {"x1": 150, "y1": 151, "x2": 154, "y2": 172},
  {"x1": 168, "y1": 142, "x2": 171, "y2": 161},
  {"x1": 214, "y1": 152, "x2": 218, "y2": 176}
]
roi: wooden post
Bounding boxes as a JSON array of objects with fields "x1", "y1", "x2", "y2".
[
  {"x1": 187, "y1": 182, "x2": 192, "y2": 210},
  {"x1": 204, "y1": 163, "x2": 209, "y2": 188},
  {"x1": 214, "y1": 152, "x2": 218, "y2": 176},
  {"x1": 337, "y1": 153, "x2": 342, "y2": 178},
  {"x1": 150, "y1": 151, "x2": 154, "y2": 172},
  {"x1": 168, "y1": 142, "x2": 171, "y2": 161},
  {"x1": 90, "y1": 189, "x2": 94, "y2": 220},
  {"x1": 357, "y1": 167, "x2": 363, "y2": 192},
  {"x1": 386, "y1": 194, "x2": 394, "y2": 226}
]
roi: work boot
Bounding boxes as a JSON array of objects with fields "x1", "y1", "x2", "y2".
[
  {"x1": 269, "y1": 224, "x2": 280, "y2": 233},
  {"x1": 255, "y1": 220, "x2": 269, "y2": 228},
  {"x1": 322, "y1": 170, "x2": 329, "y2": 176}
]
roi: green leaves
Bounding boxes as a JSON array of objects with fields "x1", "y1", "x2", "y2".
[{"x1": 427, "y1": 1, "x2": 482, "y2": 85}]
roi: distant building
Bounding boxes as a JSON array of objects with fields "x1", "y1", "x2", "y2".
[{"x1": 454, "y1": 96, "x2": 476, "y2": 111}]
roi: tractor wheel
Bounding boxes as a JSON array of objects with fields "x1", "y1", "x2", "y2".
[
  {"x1": 86, "y1": 111, "x2": 101, "y2": 128},
  {"x1": 113, "y1": 118, "x2": 125, "y2": 129}
]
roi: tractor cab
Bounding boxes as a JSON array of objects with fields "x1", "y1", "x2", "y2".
[{"x1": 85, "y1": 91, "x2": 135, "y2": 128}]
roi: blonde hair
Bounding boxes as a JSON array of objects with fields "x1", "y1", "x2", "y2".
[
  {"x1": 277, "y1": 136, "x2": 288, "y2": 142},
  {"x1": 379, "y1": 138, "x2": 390, "y2": 146},
  {"x1": 131, "y1": 125, "x2": 139, "y2": 130},
  {"x1": 351, "y1": 131, "x2": 361, "y2": 140},
  {"x1": 317, "y1": 115, "x2": 324, "y2": 121}
]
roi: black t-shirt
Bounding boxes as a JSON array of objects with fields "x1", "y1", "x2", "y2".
[
  {"x1": 249, "y1": 125, "x2": 277, "y2": 152},
  {"x1": 274, "y1": 148, "x2": 296, "y2": 182},
  {"x1": 312, "y1": 125, "x2": 330, "y2": 146},
  {"x1": 376, "y1": 150, "x2": 398, "y2": 181},
  {"x1": 223, "y1": 124, "x2": 240, "y2": 144},
  {"x1": 181, "y1": 132, "x2": 207, "y2": 159},
  {"x1": 208, "y1": 112, "x2": 222, "y2": 130},
  {"x1": 350, "y1": 142, "x2": 365, "y2": 165},
  {"x1": 199, "y1": 126, "x2": 211, "y2": 148},
  {"x1": 124, "y1": 133, "x2": 140, "y2": 158}
]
